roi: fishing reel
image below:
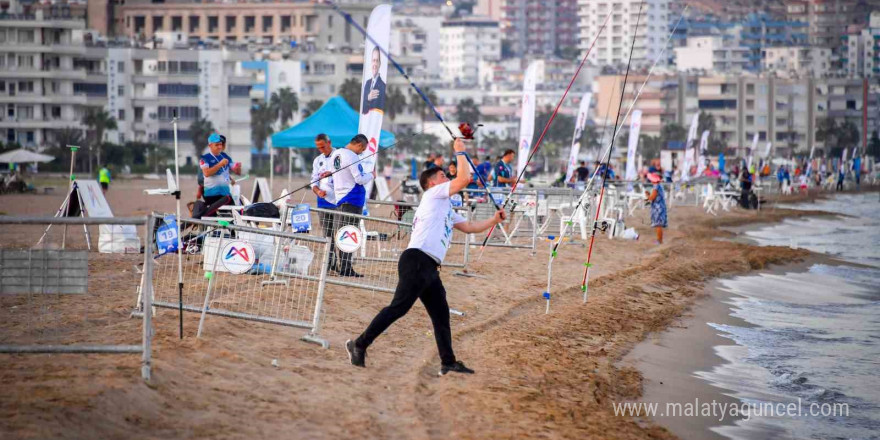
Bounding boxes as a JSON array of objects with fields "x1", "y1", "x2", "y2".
[
  {"x1": 458, "y1": 122, "x2": 483, "y2": 140},
  {"x1": 594, "y1": 220, "x2": 610, "y2": 232}
]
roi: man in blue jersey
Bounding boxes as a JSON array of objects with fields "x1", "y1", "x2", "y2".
[
  {"x1": 493, "y1": 149, "x2": 515, "y2": 187},
  {"x1": 311, "y1": 133, "x2": 338, "y2": 271},
  {"x1": 326, "y1": 134, "x2": 373, "y2": 277},
  {"x1": 199, "y1": 133, "x2": 235, "y2": 206}
]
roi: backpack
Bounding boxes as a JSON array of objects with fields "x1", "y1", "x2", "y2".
[{"x1": 244, "y1": 202, "x2": 280, "y2": 218}]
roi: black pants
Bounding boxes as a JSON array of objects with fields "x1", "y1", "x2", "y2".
[
  {"x1": 204, "y1": 195, "x2": 227, "y2": 206},
  {"x1": 355, "y1": 248, "x2": 456, "y2": 365},
  {"x1": 319, "y1": 209, "x2": 337, "y2": 269},
  {"x1": 335, "y1": 203, "x2": 362, "y2": 273}
]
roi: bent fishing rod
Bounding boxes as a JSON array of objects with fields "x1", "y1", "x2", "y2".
[
  {"x1": 475, "y1": 8, "x2": 614, "y2": 260},
  {"x1": 546, "y1": 6, "x2": 689, "y2": 304}
]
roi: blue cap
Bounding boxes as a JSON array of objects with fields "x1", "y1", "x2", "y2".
[{"x1": 208, "y1": 133, "x2": 222, "y2": 144}]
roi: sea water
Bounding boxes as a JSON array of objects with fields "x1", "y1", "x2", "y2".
[{"x1": 704, "y1": 193, "x2": 880, "y2": 440}]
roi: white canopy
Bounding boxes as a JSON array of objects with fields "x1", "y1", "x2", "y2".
[{"x1": 0, "y1": 148, "x2": 55, "y2": 164}]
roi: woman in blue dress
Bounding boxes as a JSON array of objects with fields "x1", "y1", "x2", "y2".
[{"x1": 645, "y1": 172, "x2": 667, "y2": 244}]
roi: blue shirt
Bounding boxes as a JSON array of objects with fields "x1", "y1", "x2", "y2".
[
  {"x1": 476, "y1": 162, "x2": 492, "y2": 184},
  {"x1": 493, "y1": 160, "x2": 512, "y2": 187},
  {"x1": 199, "y1": 152, "x2": 233, "y2": 197}
]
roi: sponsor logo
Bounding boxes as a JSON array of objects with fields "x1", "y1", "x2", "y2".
[
  {"x1": 333, "y1": 155, "x2": 342, "y2": 170},
  {"x1": 335, "y1": 225, "x2": 362, "y2": 254},
  {"x1": 220, "y1": 241, "x2": 256, "y2": 274}
]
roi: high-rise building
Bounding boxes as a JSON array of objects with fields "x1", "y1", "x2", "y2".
[
  {"x1": 440, "y1": 16, "x2": 501, "y2": 86},
  {"x1": 674, "y1": 36, "x2": 750, "y2": 73},
  {"x1": 785, "y1": 0, "x2": 874, "y2": 71},
  {"x1": 843, "y1": 11, "x2": 880, "y2": 78},
  {"x1": 489, "y1": 0, "x2": 578, "y2": 58},
  {"x1": 577, "y1": 0, "x2": 672, "y2": 69}
]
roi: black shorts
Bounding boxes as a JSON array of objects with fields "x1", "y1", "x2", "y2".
[{"x1": 100, "y1": 182, "x2": 108, "y2": 190}]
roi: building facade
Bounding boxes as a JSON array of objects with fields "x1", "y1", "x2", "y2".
[
  {"x1": 674, "y1": 36, "x2": 750, "y2": 73},
  {"x1": 577, "y1": 0, "x2": 672, "y2": 69},
  {"x1": 440, "y1": 16, "x2": 501, "y2": 86},
  {"x1": 843, "y1": 11, "x2": 880, "y2": 78},
  {"x1": 491, "y1": 0, "x2": 578, "y2": 58}
]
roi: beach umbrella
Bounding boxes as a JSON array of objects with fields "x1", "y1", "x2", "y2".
[{"x1": 0, "y1": 148, "x2": 55, "y2": 164}]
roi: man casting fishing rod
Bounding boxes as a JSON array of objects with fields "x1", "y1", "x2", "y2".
[{"x1": 346, "y1": 137, "x2": 507, "y2": 376}]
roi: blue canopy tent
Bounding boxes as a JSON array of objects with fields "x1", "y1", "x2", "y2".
[{"x1": 271, "y1": 96, "x2": 396, "y2": 148}]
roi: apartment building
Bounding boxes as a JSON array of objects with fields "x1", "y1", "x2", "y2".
[
  {"x1": 440, "y1": 16, "x2": 501, "y2": 86},
  {"x1": 674, "y1": 36, "x2": 750, "y2": 73},
  {"x1": 843, "y1": 11, "x2": 880, "y2": 78},
  {"x1": 592, "y1": 73, "x2": 879, "y2": 156},
  {"x1": 577, "y1": 0, "x2": 672, "y2": 69},
  {"x1": 485, "y1": 0, "x2": 578, "y2": 58},
  {"x1": 763, "y1": 46, "x2": 833, "y2": 78},
  {"x1": 118, "y1": 1, "x2": 375, "y2": 51},
  {"x1": 0, "y1": 11, "x2": 89, "y2": 149}
]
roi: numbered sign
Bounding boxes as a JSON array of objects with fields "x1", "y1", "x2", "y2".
[
  {"x1": 290, "y1": 203, "x2": 311, "y2": 233},
  {"x1": 156, "y1": 214, "x2": 179, "y2": 255},
  {"x1": 450, "y1": 194, "x2": 463, "y2": 207}
]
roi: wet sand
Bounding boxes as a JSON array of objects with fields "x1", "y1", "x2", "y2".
[{"x1": 0, "y1": 177, "x2": 861, "y2": 439}]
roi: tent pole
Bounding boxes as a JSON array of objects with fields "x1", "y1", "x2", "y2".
[
  {"x1": 62, "y1": 145, "x2": 78, "y2": 249},
  {"x1": 269, "y1": 138, "x2": 274, "y2": 199}
]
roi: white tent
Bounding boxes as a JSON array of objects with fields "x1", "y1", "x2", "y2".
[{"x1": 0, "y1": 148, "x2": 55, "y2": 163}]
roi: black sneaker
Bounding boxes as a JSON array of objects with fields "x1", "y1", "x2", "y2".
[
  {"x1": 345, "y1": 339, "x2": 366, "y2": 367},
  {"x1": 338, "y1": 268, "x2": 364, "y2": 278},
  {"x1": 439, "y1": 361, "x2": 474, "y2": 376}
]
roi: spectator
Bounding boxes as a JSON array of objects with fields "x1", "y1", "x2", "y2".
[
  {"x1": 327, "y1": 134, "x2": 373, "y2": 277},
  {"x1": 311, "y1": 133, "x2": 338, "y2": 271},
  {"x1": 424, "y1": 152, "x2": 435, "y2": 170},
  {"x1": 645, "y1": 173, "x2": 667, "y2": 244},
  {"x1": 199, "y1": 133, "x2": 235, "y2": 206},
  {"x1": 571, "y1": 160, "x2": 590, "y2": 183},
  {"x1": 493, "y1": 149, "x2": 515, "y2": 187},
  {"x1": 98, "y1": 165, "x2": 111, "y2": 193}
]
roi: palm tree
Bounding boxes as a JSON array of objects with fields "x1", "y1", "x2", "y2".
[
  {"x1": 303, "y1": 99, "x2": 324, "y2": 118},
  {"x1": 250, "y1": 103, "x2": 275, "y2": 169},
  {"x1": 81, "y1": 108, "x2": 117, "y2": 172},
  {"x1": 339, "y1": 78, "x2": 362, "y2": 110},
  {"x1": 407, "y1": 87, "x2": 437, "y2": 131},
  {"x1": 189, "y1": 117, "x2": 215, "y2": 160},
  {"x1": 385, "y1": 86, "x2": 407, "y2": 127},
  {"x1": 270, "y1": 87, "x2": 299, "y2": 129},
  {"x1": 51, "y1": 127, "x2": 85, "y2": 171},
  {"x1": 455, "y1": 98, "x2": 481, "y2": 125}
]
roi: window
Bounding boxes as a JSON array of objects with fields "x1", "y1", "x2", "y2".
[
  {"x1": 18, "y1": 55, "x2": 34, "y2": 69},
  {"x1": 134, "y1": 107, "x2": 144, "y2": 122},
  {"x1": 208, "y1": 16, "x2": 219, "y2": 33},
  {"x1": 118, "y1": 61, "x2": 125, "y2": 73},
  {"x1": 7, "y1": 104, "x2": 14, "y2": 117},
  {"x1": 153, "y1": 16, "x2": 164, "y2": 32},
  {"x1": 26, "y1": 131, "x2": 34, "y2": 143},
  {"x1": 52, "y1": 106, "x2": 61, "y2": 118},
  {"x1": 0, "y1": 81, "x2": 4, "y2": 92},
  {"x1": 118, "y1": 109, "x2": 125, "y2": 121},
  {"x1": 226, "y1": 16, "x2": 236, "y2": 33},
  {"x1": 158, "y1": 129, "x2": 191, "y2": 141},
  {"x1": 228, "y1": 84, "x2": 251, "y2": 97},
  {"x1": 18, "y1": 30, "x2": 34, "y2": 44},
  {"x1": 245, "y1": 16, "x2": 255, "y2": 32},
  {"x1": 698, "y1": 99, "x2": 737, "y2": 110},
  {"x1": 189, "y1": 16, "x2": 200, "y2": 33},
  {"x1": 746, "y1": 115, "x2": 754, "y2": 125},
  {"x1": 172, "y1": 16, "x2": 183, "y2": 31},
  {"x1": 158, "y1": 106, "x2": 199, "y2": 120},
  {"x1": 180, "y1": 61, "x2": 198, "y2": 73},
  {"x1": 118, "y1": 85, "x2": 125, "y2": 96},
  {"x1": 157, "y1": 83, "x2": 199, "y2": 96},
  {"x1": 73, "y1": 82, "x2": 108, "y2": 96},
  {"x1": 846, "y1": 100, "x2": 856, "y2": 110},
  {"x1": 17, "y1": 81, "x2": 34, "y2": 93},
  {"x1": 281, "y1": 16, "x2": 291, "y2": 32},
  {"x1": 262, "y1": 16, "x2": 273, "y2": 33}
]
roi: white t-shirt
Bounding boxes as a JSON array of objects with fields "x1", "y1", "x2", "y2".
[
  {"x1": 330, "y1": 147, "x2": 373, "y2": 206},
  {"x1": 408, "y1": 181, "x2": 466, "y2": 263},
  {"x1": 311, "y1": 153, "x2": 336, "y2": 207}
]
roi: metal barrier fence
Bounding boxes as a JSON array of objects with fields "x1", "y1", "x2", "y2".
[
  {"x1": 0, "y1": 216, "x2": 154, "y2": 381},
  {"x1": 140, "y1": 215, "x2": 331, "y2": 347}
]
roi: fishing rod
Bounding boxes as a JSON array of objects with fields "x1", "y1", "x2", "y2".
[
  {"x1": 326, "y1": 1, "x2": 502, "y2": 211},
  {"x1": 475, "y1": 8, "x2": 614, "y2": 261},
  {"x1": 546, "y1": 6, "x2": 689, "y2": 305},
  {"x1": 578, "y1": 1, "x2": 644, "y2": 303},
  {"x1": 264, "y1": 129, "x2": 429, "y2": 205}
]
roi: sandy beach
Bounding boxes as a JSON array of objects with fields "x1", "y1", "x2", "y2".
[{"x1": 0, "y1": 176, "x2": 868, "y2": 439}]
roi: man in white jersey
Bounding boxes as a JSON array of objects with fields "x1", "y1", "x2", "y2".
[
  {"x1": 311, "y1": 133, "x2": 338, "y2": 271},
  {"x1": 346, "y1": 138, "x2": 507, "y2": 376},
  {"x1": 326, "y1": 134, "x2": 373, "y2": 277}
]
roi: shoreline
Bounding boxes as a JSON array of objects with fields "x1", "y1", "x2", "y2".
[{"x1": 0, "y1": 179, "x2": 876, "y2": 439}]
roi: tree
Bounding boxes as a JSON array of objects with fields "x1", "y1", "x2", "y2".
[
  {"x1": 838, "y1": 120, "x2": 860, "y2": 151},
  {"x1": 817, "y1": 117, "x2": 860, "y2": 157},
  {"x1": 270, "y1": 87, "x2": 299, "y2": 129},
  {"x1": 694, "y1": 113, "x2": 726, "y2": 155},
  {"x1": 339, "y1": 78, "x2": 362, "y2": 110},
  {"x1": 640, "y1": 135, "x2": 663, "y2": 160},
  {"x1": 189, "y1": 117, "x2": 215, "y2": 160},
  {"x1": 48, "y1": 127, "x2": 85, "y2": 172},
  {"x1": 407, "y1": 87, "x2": 438, "y2": 131},
  {"x1": 303, "y1": 99, "x2": 324, "y2": 118},
  {"x1": 250, "y1": 103, "x2": 276, "y2": 168},
  {"x1": 455, "y1": 98, "x2": 481, "y2": 125},
  {"x1": 407, "y1": 133, "x2": 441, "y2": 156},
  {"x1": 385, "y1": 86, "x2": 407, "y2": 123},
  {"x1": 868, "y1": 131, "x2": 880, "y2": 159},
  {"x1": 659, "y1": 123, "x2": 686, "y2": 149},
  {"x1": 81, "y1": 108, "x2": 117, "y2": 172}
]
